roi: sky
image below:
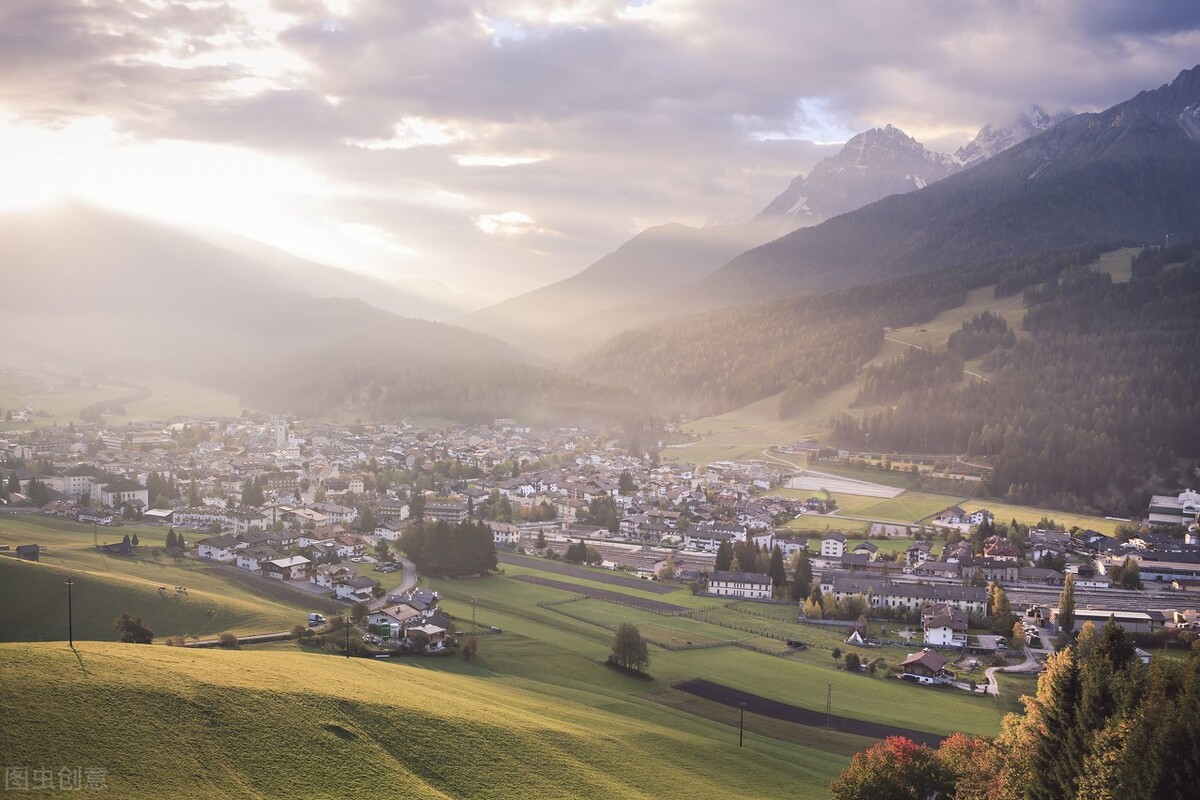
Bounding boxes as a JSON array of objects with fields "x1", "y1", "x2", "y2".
[{"x1": 2, "y1": 0, "x2": 1198, "y2": 307}]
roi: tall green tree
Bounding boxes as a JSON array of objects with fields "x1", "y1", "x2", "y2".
[
  {"x1": 768, "y1": 544, "x2": 786, "y2": 590},
  {"x1": 714, "y1": 540, "x2": 733, "y2": 572},
  {"x1": 1058, "y1": 574, "x2": 1076, "y2": 639}
]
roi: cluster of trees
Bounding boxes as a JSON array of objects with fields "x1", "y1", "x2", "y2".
[
  {"x1": 801, "y1": 586, "x2": 869, "y2": 622},
  {"x1": 579, "y1": 496, "x2": 620, "y2": 533},
  {"x1": 946, "y1": 311, "x2": 1016, "y2": 359},
  {"x1": 164, "y1": 529, "x2": 187, "y2": 550},
  {"x1": 400, "y1": 521, "x2": 497, "y2": 578},
  {"x1": 855, "y1": 347, "x2": 964, "y2": 407},
  {"x1": 1109, "y1": 557, "x2": 1144, "y2": 590},
  {"x1": 563, "y1": 540, "x2": 602, "y2": 565},
  {"x1": 113, "y1": 613, "x2": 154, "y2": 644},
  {"x1": 608, "y1": 623, "x2": 650, "y2": 674},
  {"x1": 713, "y1": 540, "x2": 785, "y2": 588},
  {"x1": 146, "y1": 473, "x2": 182, "y2": 509},
  {"x1": 831, "y1": 258, "x2": 1200, "y2": 514},
  {"x1": 829, "y1": 621, "x2": 1200, "y2": 800}
]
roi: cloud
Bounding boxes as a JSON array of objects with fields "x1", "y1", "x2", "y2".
[{"x1": 2, "y1": 0, "x2": 1198, "y2": 300}]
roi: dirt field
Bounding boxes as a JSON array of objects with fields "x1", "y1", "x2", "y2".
[
  {"x1": 511, "y1": 575, "x2": 690, "y2": 613},
  {"x1": 498, "y1": 553, "x2": 679, "y2": 594},
  {"x1": 674, "y1": 678, "x2": 944, "y2": 747}
]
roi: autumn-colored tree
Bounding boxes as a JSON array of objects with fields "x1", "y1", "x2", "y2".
[{"x1": 829, "y1": 736, "x2": 952, "y2": 800}]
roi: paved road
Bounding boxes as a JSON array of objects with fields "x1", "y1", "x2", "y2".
[
  {"x1": 983, "y1": 645, "x2": 1040, "y2": 695},
  {"x1": 498, "y1": 552, "x2": 679, "y2": 594}
]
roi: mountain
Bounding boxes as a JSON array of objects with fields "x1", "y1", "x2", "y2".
[
  {"x1": 0, "y1": 203, "x2": 629, "y2": 422},
  {"x1": 194, "y1": 228, "x2": 486, "y2": 320},
  {"x1": 952, "y1": 106, "x2": 1073, "y2": 168},
  {"x1": 461, "y1": 221, "x2": 772, "y2": 356},
  {"x1": 701, "y1": 66, "x2": 1200, "y2": 301},
  {"x1": 755, "y1": 125, "x2": 957, "y2": 229}
]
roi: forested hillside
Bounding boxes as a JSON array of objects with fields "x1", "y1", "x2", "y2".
[
  {"x1": 579, "y1": 244, "x2": 1110, "y2": 420},
  {"x1": 831, "y1": 251, "x2": 1200, "y2": 514}
]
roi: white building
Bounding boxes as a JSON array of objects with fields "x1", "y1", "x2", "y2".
[
  {"x1": 1147, "y1": 490, "x2": 1200, "y2": 526},
  {"x1": 196, "y1": 534, "x2": 239, "y2": 562},
  {"x1": 821, "y1": 533, "x2": 847, "y2": 558},
  {"x1": 706, "y1": 570, "x2": 772, "y2": 599}
]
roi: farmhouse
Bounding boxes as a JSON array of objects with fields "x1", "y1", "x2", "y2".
[
  {"x1": 900, "y1": 649, "x2": 951, "y2": 685},
  {"x1": 707, "y1": 570, "x2": 772, "y2": 599}
]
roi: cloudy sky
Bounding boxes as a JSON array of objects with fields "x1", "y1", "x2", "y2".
[{"x1": 2, "y1": 0, "x2": 1198, "y2": 307}]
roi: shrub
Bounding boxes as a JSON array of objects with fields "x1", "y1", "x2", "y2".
[{"x1": 217, "y1": 632, "x2": 239, "y2": 648}]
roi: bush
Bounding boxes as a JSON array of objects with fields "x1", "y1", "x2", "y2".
[
  {"x1": 290, "y1": 625, "x2": 307, "y2": 640},
  {"x1": 217, "y1": 632, "x2": 239, "y2": 648}
]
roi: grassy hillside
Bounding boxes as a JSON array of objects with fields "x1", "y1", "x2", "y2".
[
  {"x1": 0, "y1": 515, "x2": 323, "y2": 641},
  {"x1": 0, "y1": 642, "x2": 847, "y2": 798}
]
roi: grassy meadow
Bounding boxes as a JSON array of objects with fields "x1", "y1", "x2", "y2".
[
  {"x1": 0, "y1": 642, "x2": 847, "y2": 799},
  {"x1": 0, "y1": 514, "x2": 324, "y2": 641}
]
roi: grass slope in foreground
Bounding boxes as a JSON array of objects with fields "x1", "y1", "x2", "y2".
[{"x1": 0, "y1": 642, "x2": 846, "y2": 799}]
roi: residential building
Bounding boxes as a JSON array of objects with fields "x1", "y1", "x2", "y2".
[{"x1": 707, "y1": 570, "x2": 772, "y2": 599}]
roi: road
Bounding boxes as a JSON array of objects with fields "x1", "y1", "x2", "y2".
[{"x1": 982, "y1": 645, "x2": 1040, "y2": 695}]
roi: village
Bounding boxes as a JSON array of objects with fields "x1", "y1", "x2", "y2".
[{"x1": 2, "y1": 413, "x2": 1200, "y2": 678}]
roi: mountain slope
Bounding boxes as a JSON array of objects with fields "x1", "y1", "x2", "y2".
[
  {"x1": 461, "y1": 222, "x2": 772, "y2": 355},
  {"x1": 755, "y1": 125, "x2": 957, "y2": 229},
  {"x1": 0, "y1": 204, "x2": 624, "y2": 422},
  {"x1": 701, "y1": 66, "x2": 1200, "y2": 301}
]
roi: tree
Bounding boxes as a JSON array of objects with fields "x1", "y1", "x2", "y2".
[
  {"x1": 462, "y1": 634, "x2": 478, "y2": 659},
  {"x1": 844, "y1": 652, "x2": 862, "y2": 672},
  {"x1": 6, "y1": 473, "x2": 19, "y2": 493},
  {"x1": 350, "y1": 601, "x2": 369, "y2": 625},
  {"x1": 618, "y1": 470, "x2": 636, "y2": 495},
  {"x1": 790, "y1": 549, "x2": 813, "y2": 601},
  {"x1": 187, "y1": 481, "x2": 200, "y2": 507},
  {"x1": 1058, "y1": 574, "x2": 1076, "y2": 640},
  {"x1": 130, "y1": 533, "x2": 139, "y2": 547},
  {"x1": 1110, "y1": 557, "x2": 1143, "y2": 590},
  {"x1": 1011, "y1": 621, "x2": 1028, "y2": 651},
  {"x1": 27, "y1": 477, "x2": 48, "y2": 507},
  {"x1": 829, "y1": 736, "x2": 952, "y2": 800},
  {"x1": 113, "y1": 613, "x2": 154, "y2": 644},
  {"x1": 803, "y1": 597, "x2": 823, "y2": 619},
  {"x1": 714, "y1": 540, "x2": 733, "y2": 572},
  {"x1": 240, "y1": 478, "x2": 264, "y2": 507},
  {"x1": 535, "y1": 530, "x2": 547, "y2": 550},
  {"x1": 768, "y1": 544, "x2": 786, "y2": 590},
  {"x1": 609, "y1": 623, "x2": 650, "y2": 673},
  {"x1": 122, "y1": 533, "x2": 131, "y2": 546},
  {"x1": 657, "y1": 553, "x2": 676, "y2": 581},
  {"x1": 166, "y1": 529, "x2": 177, "y2": 549}
]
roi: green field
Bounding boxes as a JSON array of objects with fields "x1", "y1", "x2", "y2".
[
  {"x1": 0, "y1": 515, "x2": 324, "y2": 640},
  {"x1": 0, "y1": 642, "x2": 848, "y2": 799},
  {"x1": 0, "y1": 515, "x2": 1023, "y2": 798},
  {"x1": 0, "y1": 367, "x2": 243, "y2": 430}
]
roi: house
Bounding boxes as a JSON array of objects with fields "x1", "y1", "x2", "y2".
[
  {"x1": 774, "y1": 533, "x2": 809, "y2": 558},
  {"x1": 263, "y1": 556, "x2": 311, "y2": 581},
  {"x1": 906, "y1": 541, "x2": 932, "y2": 568},
  {"x1": 682, "y1": 527, "x2": 737, "y2": 552},
  {"x1": 852, "y1": 541, "x2": 878, "y2": 560},
  {"x1": 935, "y1": 505, "x2": 967, "y2": 525},
  {"x1": 821, "y1": 572, "x2": 987, "y2": 616},
  {"x1": 820, "y1": 533, "x2": 847, "y2": 558},
  {"x1": 369, "y1": 603, "x2": 422, "y2": 631},
  {"x1": 900, "y1": 649, "x2": 951, "y2": 685},
  {"x1": 15, "y1": 544, "x2": 39, "y2": 562},
  {"x1": 923, "y1": 604, "x2": 969, "y2": 647},
  {"x1": 236, "y1": 545, "x2": 280, "y2": 572},
  {"x1": 196, "y1": 534, "x2": 239, "y2": 562},
  {"x1": 334, "y1": 575, "x2": 380, "y2": 601},
  {"x1": 409, "y1": 623, "x2": 447, "y2": 649},
  {"x1": 97, "y1": 541, "x2": 133, "y2": 556},
  {"x1": 312, "y1": 563, "x2": 356, "y2": 589},
  {"x1": 92, "y1": 477, "x2": 149, "y2": 510},
  {"x1": 489, "y1": 522, "x2": 520, "y2": 547},
  {"x1": 375, "y1": 520, "x2": 406, "y2": 541},
  {"x1": 77, "y1": 510, "x2": 116, "y2": 526},
  {"x1": 706, "y1": 570, "x2": 772, "y2": 599}
]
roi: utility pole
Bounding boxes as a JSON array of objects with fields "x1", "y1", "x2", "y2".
[
  {"x1": 65, "y1": 578, "x2": 74, "y2": 648},
  {"x1": 738, "y1": 701, "x2": 746, "y2": 747},
  {"x1": 826, "y1": 683, "x2": 832, "y2": 730},
  {"x1": 471, "y1": 597, "x2": 477, "y2": 633},
  {"x1": 344, "y1": 618, "x2": 350, "y2": 658}
]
